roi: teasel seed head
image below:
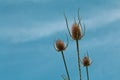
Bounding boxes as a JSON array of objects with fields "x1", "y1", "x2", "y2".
[
  {"x1": 71, "y1": 22, "x2": 82, "y2": 40},
  {"x1": 64, "y1": 9, "x2": 85, "y2": 41},
  {"x1": 82, "y1": 56, "x2": 91, "y2": 67},
  {"x1": 55, "y1": 40, "x2": 65, "y2": 51},
  {"x1": 54, "y1": 37, "x2": 69, "y2": 52}
]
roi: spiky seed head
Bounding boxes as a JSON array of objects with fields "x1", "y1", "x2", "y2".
[
  {"x1": 82, "y1": 56, "x2": 91, "y2": 66},
  {"x1": 55, "y1": 39, "x2": 65, "y2": 51},
  {"x1": 71, "y1": 23, "x2": 82, "y2": 40}
]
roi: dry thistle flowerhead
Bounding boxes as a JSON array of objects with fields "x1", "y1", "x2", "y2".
[
  {"x1": 54, "y1": 39, "x2": 66, "y2": 52},
  {"x1": 71, "y1": 22, "x2": 82, "y2": 40},
  {"x1": 82, "y1": 56, "x2": 91, "y2": 67},
  {"x1": 64, "y1": 10, "x2": 85, "y2": 41}
]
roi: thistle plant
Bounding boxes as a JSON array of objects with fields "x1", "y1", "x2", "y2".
[
  {"x1": 64, "y1": 9, "x2": 85, "y2": 80},
  {"x1": 54, "y1": 9, "x2": 92, "y2": 80},
  {"x1": 82, "y1": 54, "x2": 91, "y2": 80},
  {"x1": 54, "y1": 39, "x2": 70, "y2": 80}
]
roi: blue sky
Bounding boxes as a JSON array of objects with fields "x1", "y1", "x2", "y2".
[{"x1": 0, "y1": 0, "x2": 120, "y2": 80}]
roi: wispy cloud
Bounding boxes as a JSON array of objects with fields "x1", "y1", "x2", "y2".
[
  {"x1": 84, "y1": 8, "x2": 120, "y2": 29},
  {"x1": 0, "y1": 21, "x2": 66, "y2": 43},
  {"x1": 0, "y1": 7, "x2": 120, "y2": 43}
]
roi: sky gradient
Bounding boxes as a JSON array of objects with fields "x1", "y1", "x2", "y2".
[{"x1": 0, "y1": 0, "x2": 120, "y2": 80}]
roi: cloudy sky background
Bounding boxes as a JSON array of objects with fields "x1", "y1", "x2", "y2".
[{"x1": 0, "y1": 0, "x2": 120, "y2": 80}]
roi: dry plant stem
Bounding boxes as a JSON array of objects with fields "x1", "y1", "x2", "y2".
[
  {"x1": 64, "y1": 14, "x2": 72, "y2": 37},
  {"x1": 76, "y1": 40, "x2": 82, "y2": 80},
  {"x1": 61, "y1": 51, "x2": 70, "y2": 80},
  {"x1": 86, "y1": 66, "x2": 89, "y2": 80}
]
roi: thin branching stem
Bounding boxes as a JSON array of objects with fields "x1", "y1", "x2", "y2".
[
  {"x1": 86, "y1": 66, "x2": 90, "y2": 80},
  {"x1": 76, "y1": 40, "x2": 82, "y2": 80},
  {"x1": 64, "y1": 13, "x2": 72, "y2": 37},
  {"x1": 61, "y1": 51, "x2": 70, "y2": 80}
]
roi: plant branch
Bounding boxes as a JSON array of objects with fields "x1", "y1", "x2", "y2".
[
  {"x1": 76, "y1": 40, "x2": 82, "y2": 80},
  {"x1": 61, "y1": 51, "x2": 70, "y2": 80},
  {"x1": 86, "y1": 66, "x2": 90, "y2": 80}
]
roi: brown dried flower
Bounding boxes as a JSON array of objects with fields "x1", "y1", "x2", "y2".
[
  {"x1": 64, "y1": 11, "x2": 85, "y2": 41},
  {"x1": 71, "y1": 22, "x2": 82, "y2": 40},
  {"x1": 55, "y1": 39, "x2": 66, "y2": 52},
  {"x1": 82, "y1": 56, "x2": 91, "y2": 66}
]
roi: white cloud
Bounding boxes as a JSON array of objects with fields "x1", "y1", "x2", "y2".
[
  {"x1": 0, "y1": 21, "x2": 66, "y2": 43},
  {"x1": 84, "y1": 9, "x2": 120, "y2": 29},
  {"x1": 0, "y1": 8, "x2": 120, "y2": 43}
]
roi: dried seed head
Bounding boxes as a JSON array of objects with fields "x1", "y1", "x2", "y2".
[
  {"x1": 55, "y1": 39, "x2": 65, "y2": 51},
  {"x1": 82, "y1": 56, "x2": 91, "y2": 66},
  {"x1": 71, "y1": 23, "x2": 82, "y2": 40}
]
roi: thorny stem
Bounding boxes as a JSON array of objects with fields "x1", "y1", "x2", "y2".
[
  {"x1": 61, "y1": 51, "x2": 70, "y2": 80},
  {"x1": 76, "y1": 40, "x2": 82, "y2": 80},
  {"x1": 86, "y1": 66, "x2": 90, "y2": 80}
]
